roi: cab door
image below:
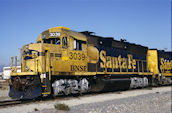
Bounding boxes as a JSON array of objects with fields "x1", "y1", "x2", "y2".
[{"x1": 58, "y1": 34, "x2": 71, "y2": 72}]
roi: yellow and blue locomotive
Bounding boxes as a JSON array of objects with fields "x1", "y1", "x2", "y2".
[{"x1": 9, "y1": 26, "x2": 172, "y2": 99}]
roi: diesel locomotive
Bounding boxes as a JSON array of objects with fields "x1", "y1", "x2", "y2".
[{"x1": 9, "y1": 26, "x2": 172, "y2": 99}]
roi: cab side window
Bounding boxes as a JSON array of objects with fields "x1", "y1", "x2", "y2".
[
  {"x1": 62, "y1": 37, "x2": 67, "y2": 48},
  {"x1": 74, "y1": 39, "x2": 82, "y2": 50}
]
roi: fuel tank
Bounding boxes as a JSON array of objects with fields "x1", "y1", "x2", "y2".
[{"x1": 90, "y1": 78, "x2": 131, "y2": 92}]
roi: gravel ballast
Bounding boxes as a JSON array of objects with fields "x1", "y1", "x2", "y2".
[
  {"x1": 0, "y1": 80, "x2": 10, "y2": 100},
  {"x1": 0, "y1": 86, "x2": 171, "y2": 113},
  {"x1": 70, "y1": 90, "x2": 171, "y2": 113}
]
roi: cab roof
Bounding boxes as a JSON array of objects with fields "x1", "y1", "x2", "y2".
[{"x1": 36, "y1": 26, "x2": 87, "y2": 42}]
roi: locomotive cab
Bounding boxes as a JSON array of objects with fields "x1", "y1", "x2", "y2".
[{"x1": 9, "y1": 26, "x2": 90, "y2": 99}]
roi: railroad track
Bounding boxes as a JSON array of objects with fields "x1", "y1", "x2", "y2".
[
  {"x1": 0, "y1": 99, "x2": 32, "y2": 107},
  {"x1": 0, "y1": 85, "x2": 170, "y2": 107}
]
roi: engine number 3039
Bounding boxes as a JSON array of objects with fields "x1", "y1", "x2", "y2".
[{"x1": 69, "y1": 52, "x2": 86, "y2": 61}]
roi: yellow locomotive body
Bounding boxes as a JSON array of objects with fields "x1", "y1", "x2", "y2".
[{"x1": 9, "y1": 26, "x2": 172, "y2": 99}]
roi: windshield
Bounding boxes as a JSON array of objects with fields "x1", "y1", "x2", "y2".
[{"x1": 43, "y1": 38, "x2": 60, "y2": 45}]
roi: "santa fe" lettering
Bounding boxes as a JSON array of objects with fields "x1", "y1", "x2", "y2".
[{"x1": 100, "y1": 50, "x2": 136, "y2": 69}]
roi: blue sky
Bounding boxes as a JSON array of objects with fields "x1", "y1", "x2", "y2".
[{"x1": 0, "y1": 0, "x2": 171, "y2": 65}]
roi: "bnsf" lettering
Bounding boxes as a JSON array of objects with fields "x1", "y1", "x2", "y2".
[{"x1": 71, "y1": 65, "x2": 87, "y2": 71}]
